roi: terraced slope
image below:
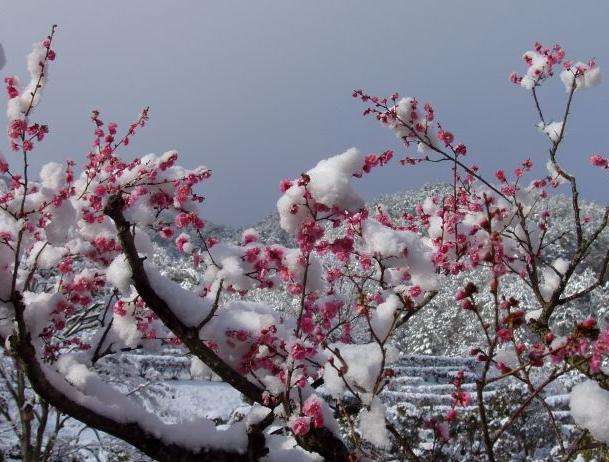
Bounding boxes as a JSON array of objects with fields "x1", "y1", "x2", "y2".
[
  {"x1": 382, "y1": 355, "x2": 574, "y2": 442},
  {"x1": 113, "y1": 352, "x2": 574, "y2": 429}
]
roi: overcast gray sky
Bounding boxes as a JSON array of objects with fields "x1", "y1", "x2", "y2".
[{"x1": 1, "y1": 1, "x2": 609, "y2": 225}]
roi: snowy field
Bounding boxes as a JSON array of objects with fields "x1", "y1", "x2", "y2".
[
  {"x1": 159, "y1": 380, "x2": 247, "y2": 423},
  {"x1": 0, "y1": 378, "x2": 247, "y2": 461},
  {"x1": 3, "y1": 353, "x2": 579, "y2": 461}
]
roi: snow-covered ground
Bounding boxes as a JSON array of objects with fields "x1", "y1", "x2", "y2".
[
  {"x1": 0, "y1": 378, "x2": 248, "y2": 461},
  {"x1": 0, "y1": 351, "x2": 583, "y2": 461},
  {"x1": 158, "y1": 380, "x2": 247, "y2": 423}
]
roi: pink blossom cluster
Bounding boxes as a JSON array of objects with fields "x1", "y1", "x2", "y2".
[
  {"x1": 509, "y1": 42, "x2": 565, "y2": 86},
  {"x1": 590, "y1": 154, "x2": 609, "y2": 169},
  {"x1": 290, "y1": 395, "x2": 325, "y2": 436}
]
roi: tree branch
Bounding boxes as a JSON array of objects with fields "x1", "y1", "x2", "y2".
[{"x1": 104, "y1": 193, "x2": 351, "y2": 462}]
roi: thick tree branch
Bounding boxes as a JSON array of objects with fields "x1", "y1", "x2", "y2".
[
  {"x1": 8, "y1": 293, "x2": 257, "y2": 462},
  {"x1": 104, "y1": 194, "x2": 351, "y2": 462},
  {"x1": 104, "y1": 194, "x2": 264, "y2": 403}
]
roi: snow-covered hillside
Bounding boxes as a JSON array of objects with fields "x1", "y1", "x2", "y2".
[
  {"x1": 153, "y1": 184, "x2": 609, "y2": 355},
  {"x1": 2, "y1": 185, "x2": 608, "y2": 461}
]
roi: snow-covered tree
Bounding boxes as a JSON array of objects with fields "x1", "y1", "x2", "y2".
[{"x1": 2, "y1": 29, "x2": 609, "y2": 461}]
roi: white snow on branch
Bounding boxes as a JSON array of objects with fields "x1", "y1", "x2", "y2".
[
  {"x1": 560, "y1": 62, "x2": 601, "y2": 92},
  {"x1": 277, "y1": 148, "x2": 365, "y2": 234},
  {"x1": 570, "y1": 380, "x2": 609, "y2": 443},
  {"x1": 360, "y1": 219, "x2": 438, "y2": 290},
  {"x1": 358, "y1": 397, "x2": 391, "y2": 449},
  {"x1": 144, "y1": 261, "x2": 213, "y2": 326},
  {"x1": 370, "y1": 294, "x2": 400, "y2": 341},
  {"x1": 323, "y1": 342, "x2": 398, "y2": 399},
  {"x1": 537, "y1": 121, "x2": 564, "y2": 143},
  {"x1": 51, "y1": 354, "x2": 248, "y2": 452}
]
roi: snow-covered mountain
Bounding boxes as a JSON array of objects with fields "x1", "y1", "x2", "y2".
[{"x1": 152, "y1": 183, "x2": 609, "y2": 356}]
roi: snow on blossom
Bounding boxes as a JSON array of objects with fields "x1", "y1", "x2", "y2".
[
  {"x1": 389, "y1": 97, "x2": 435, "y2": 143},
  {"x1": 5, "y1": 29, "x2": 609, "y2": 462},
  {"x1": 302, "y1": 394, "x2": 325, "y2": 429},
  {"x1": 516, "y1": 44, "x2": 564, "y2": 90},
  {"x1": 200, "y1": 240, "x2": 323, "y2": 294},
  {"x1": 6, "y1": 40, "x2": 49, "y2": 121},
  {"x1": 202, "y1": 242, "x2": 252, "y2": 290},
  {"x1": 488, "y1": 345, "x2": 519, "y2": 378},
  {"x1": 199, "y1": 300, "x2": 294, "y2": 391},
  {"x1": 48, "y1": 204, "x2": 77, "y2": 244},
  {"x1": 520, "y1": 52, "x2": 551, "y2": 89},
  {"x1": 560, "y1": 61, "x2": 602, "y2": 92},
  {"x1": 241, "y1": 227, "x2": 260, "y2": 244},
  {"x1": 277, "y1": 148, "x2": 365, "y2": 234},
  {"x1": 40, "y1": 162, "x2": 67, "y2": 190},
  {"x1": 290, "y1": 416, "x2": 311, "y2": 436},
  {"x1": 360, "y1": 219, "x2": 438, "y2": 290},
  {"x1": 281, "y1": 247, "x2": 324, "y2": 293},
  {"x1": 22, "y1": 291, "x2": 63, "y2": 338},
  {"x1": 175, "y1": 232, "x2": 193, "y2": 254},
  {"x1": 110, "y1": 300, "x2": 144, "y2": 349}
]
